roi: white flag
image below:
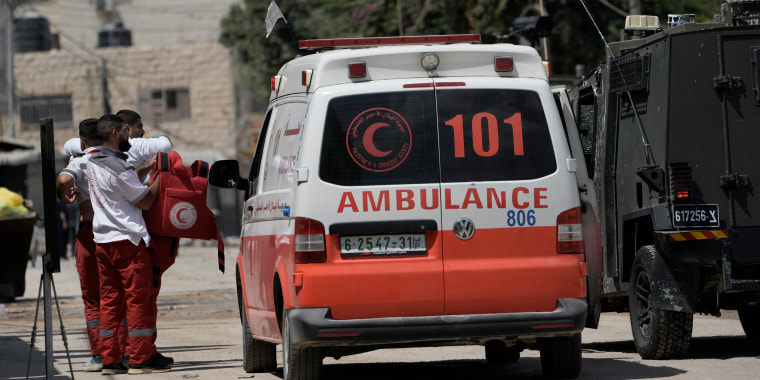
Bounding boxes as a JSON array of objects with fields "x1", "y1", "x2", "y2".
[{"x1": 265, "y1": 1, "x2": 287, "y2": 38}]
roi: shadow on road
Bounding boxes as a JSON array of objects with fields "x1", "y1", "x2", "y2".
[{"x1": 583, "y1": 334, "x2": 759, "y2": 359}]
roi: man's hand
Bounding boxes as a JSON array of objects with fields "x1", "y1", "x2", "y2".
[
  {"x1": 135, "y1": 174, "x2": 160, "y2": 211},
  {"x1": 56, "y1": 173, "x2": 78, "y2": 203}
]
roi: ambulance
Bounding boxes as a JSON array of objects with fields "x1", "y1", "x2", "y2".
[{"x1": 209, "y1": 34, "x2": 601, "y2": 380}]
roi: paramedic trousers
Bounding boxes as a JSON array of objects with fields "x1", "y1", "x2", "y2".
[
  {"x1": 95, "y1": 239, "x2": 156, "y2": 366},
  {"x1": 74, "y1": 223, "x2": 129, "y2": 357},
  {"x1": 147, "y1": 235, "x2": 179, "y2": 348}
]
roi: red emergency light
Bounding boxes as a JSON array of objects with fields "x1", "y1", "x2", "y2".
[
  {"x1": 348, "y1": 62, "x2": 367, "y2": 78},
  {"x1": 494, "y1": 56, "x2": 514, "y2": 72},
  {"x1": 299, "y1": 34, "x2": 481, "y2": 50}
]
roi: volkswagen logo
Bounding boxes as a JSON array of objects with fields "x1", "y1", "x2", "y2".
[{"x1": 453, "y1": 218, "x2": 475, "y2": 240}]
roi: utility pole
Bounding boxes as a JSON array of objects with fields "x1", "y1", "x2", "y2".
[
  {"x1": 537, "y1": 0, "x2": 550, "y2": 62},
  {"x1": 4, "y1": 0, "x2": 16, "y2": 139},
  {"x1": 629, "y1": 0, "x2": 641, "y2": 15}
]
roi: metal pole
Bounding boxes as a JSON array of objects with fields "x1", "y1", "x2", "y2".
[
  {"x1": 39, "y1": 117, "x2": 59, "y2": 378},
  {"x1": 5, "y1": 0, "x2": 15, "y2": 138},
  {"x1": 538, "y1": 0, "x2": 550, "y2": 62}
]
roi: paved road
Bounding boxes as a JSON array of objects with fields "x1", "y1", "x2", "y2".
[{"x1": 2, "y1": 241, "x2": 759, "y2": 379}]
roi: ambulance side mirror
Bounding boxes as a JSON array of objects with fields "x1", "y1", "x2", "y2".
[{"x1": 209, "y1": 160, "x2": 247, "y2": 191}]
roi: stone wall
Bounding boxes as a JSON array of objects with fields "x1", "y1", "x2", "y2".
[{"x1": 8, "y1": 42, "x2": 237, "y2": 160}]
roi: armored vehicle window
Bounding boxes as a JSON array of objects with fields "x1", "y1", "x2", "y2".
[
  {"x1": 437, "y1": 89, "x2": 556, "y2": 182},
  {"x1": 320, "y1": 91, "x2": 439, "y2": 186}
]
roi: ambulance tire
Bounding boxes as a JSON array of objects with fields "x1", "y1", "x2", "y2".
[
  {"x1": 538, "y1": 333, "x2": 581, "y2": 379},
  {"x1": 282, "y1": 311, "x2": 322, "y2": 380},
  {"x1": 485, "y1": 341, "x2": 520, "y2": 364},
  {"x1": 241, "y1": 305, "x2": 277, "y2": 373},
  {"x1": 629, "y1": 245, "x2": 693, "y2": 359},
  {"x1": 738, "y1": 306, "x2": 760, "y2": 340}
]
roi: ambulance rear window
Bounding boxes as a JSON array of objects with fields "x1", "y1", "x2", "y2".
[
  {"x1": 320, "y1": 91, "x2": 440, "y2": 186},
  {"x1": 437, "y1": 89, "x2": 556, "y2": 182},
  {"x1": 320, "y1": 89, "x2": 556, "y2": 186}
]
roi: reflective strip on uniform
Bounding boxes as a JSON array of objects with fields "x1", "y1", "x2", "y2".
[
  {"x1": 121, "y1": 318, "x2": 128, "y2": 326},
  {"x1": 128, "y1": 328, "x2": 154, "y2": 337},
  {"x1": 86, "y1": 319, "x2": 100, "y2": 329},
  {"x1": 99, "y1": 329, "x2": 114, "y2": 338}
]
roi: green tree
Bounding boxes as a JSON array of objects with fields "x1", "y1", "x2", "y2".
[{"x1": 220, "y1": 0, "x2": 724, "y2": 106}]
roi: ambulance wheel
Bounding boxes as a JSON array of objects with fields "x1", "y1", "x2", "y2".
[
  {"x1": 241, "y1": 305, "x2": 277, "y2": 372},
  {"x1": 538, "y1": 333, "x2": 581, "y2": 379},
  {"x1": 738, "y1": 306, "x2": 760, "y2": 340},
  {"x1": 485, "y1": 341, "x2": 519, "y2": 364},
  {"x1": 629, "y1": 245, "x2": 693, "y2": 359},
  {"x1": 282, "y1": 311, "x2": 322, "y2": 380}
]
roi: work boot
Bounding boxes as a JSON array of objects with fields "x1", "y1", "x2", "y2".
[
  {"x1": 101, "y1": 363, "x2": 128, "y2": 375},
  {"x1": 127, "y1": 354, "x2": 171, "y2": 374},
  {"x1": 83, "y1": 355, "x2": 103, "y2": 372},
  {"x1": 154, "y1": 351, "x2": 174, "y2": 365}
]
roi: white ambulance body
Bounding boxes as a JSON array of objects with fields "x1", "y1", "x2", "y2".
[{"x1": 210, "y1": 35, "x2": 600, "y2": 380}]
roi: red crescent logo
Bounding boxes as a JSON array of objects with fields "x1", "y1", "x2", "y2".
[
  {"x1": 363, "y1": 122, "x2": 392, "y2": 157},
  {"x1": 175, "y1": 207, "x2": 189, "y2": 223},
  {"x1": 169, "y1": 202, "x2": 197, "y2": 230}
]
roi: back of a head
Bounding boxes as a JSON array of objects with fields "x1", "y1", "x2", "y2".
[
  {"x1": 115, "y1": 109, "x2": 141, "y2": 126},
  {"x1": 79, "y1": 118, "x2": 101, "y2": 147},
  {"x1": 97, "y1": 114, "x2": 124, "y2": 141}
]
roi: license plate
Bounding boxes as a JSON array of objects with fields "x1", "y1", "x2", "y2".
[
  {"x1": 672, "y1": 204, "x2": 720, "y2": 228},
  {"x1": 340, "y1": 234, "x2": 426, "y2": 257}
]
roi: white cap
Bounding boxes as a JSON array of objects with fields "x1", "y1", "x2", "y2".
[{"x1": 63, "y1": 138, "x2": 83, "y2": 156}]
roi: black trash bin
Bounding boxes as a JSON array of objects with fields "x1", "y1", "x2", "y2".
[
  {"x1": 0, "y1": 211, "x2": 37, "y2": 301},
  {"x1": 0, "y1": 139, "x2": 38, "y2": 301}
]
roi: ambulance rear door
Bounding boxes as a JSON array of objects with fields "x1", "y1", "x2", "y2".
[
  {"x1": 305, "y1": 80, "x2": 446, "y2": 320},
  {"x1": 435, "y1": 78, "x2": 585, "y2": 315}
]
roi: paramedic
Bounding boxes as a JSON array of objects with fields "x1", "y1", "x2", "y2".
[
  {"x1": 58, "y1": 118, "x2": 130, "y2": 372},
  {"x1": 87, "y1": 114, "x2": 169, "y2": 374}
]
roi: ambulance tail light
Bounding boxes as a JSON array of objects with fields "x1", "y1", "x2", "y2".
[
  {"x1": 557, "y1": 207, "x2": 583, "y2": 254},
  {"x1": 295, "y1": 218, "x2": 326, "y2": 263},
  {"x1": 670, "y1": 163, "x2": 692, "y2": 202}
]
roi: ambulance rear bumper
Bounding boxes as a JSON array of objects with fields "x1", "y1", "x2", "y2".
[{"x1": 287, "y1": 298, "x2": 587, "y2": 348}]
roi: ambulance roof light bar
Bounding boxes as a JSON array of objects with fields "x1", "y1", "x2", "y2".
[{"x1": 299, "y1": 34, "x2": 481, "y2": 50}]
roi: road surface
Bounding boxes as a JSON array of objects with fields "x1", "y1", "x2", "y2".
[{"x1": 1, "y1": 240, "x2": 759, "y2": 379}]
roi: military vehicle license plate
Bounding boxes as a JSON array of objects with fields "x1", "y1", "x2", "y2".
[{"x1": 672, "y1": 204, "x2": 719, "y2": 228}]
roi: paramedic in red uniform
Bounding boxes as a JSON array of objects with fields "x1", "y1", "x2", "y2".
[
  {"x1": 60, "y1": 115, "x2": 174, "y2": 371},
  {"x1": 116, "y1": 108, "x2": 178, "y2": 360},
  {"x1": 87, "y1": 114, "x2": 170, "y2": 374},
  {"x1": 57, "y1": 118, "x2": 127, "y2": 372}
]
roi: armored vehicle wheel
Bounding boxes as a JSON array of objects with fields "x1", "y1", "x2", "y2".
[
  {"x1": 538, "y1": 333, "x2": 581, "y2": 379},
  {"x1": 241, "y1": 304, "x2": 277, "y2": 372},
  {"x1": 282, "y1": 311, "x2": 322, "y2": 380},
  {"x1": 485, "y1": 341, "x2": 520, "y2": 364},
  {"x1": 629, "y1": 245, "x2": 693, "y2": 359},
  {"x1": 738, "y1": 306, "x2": 760, "y2": 340}
]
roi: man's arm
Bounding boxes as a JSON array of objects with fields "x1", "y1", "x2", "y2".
[
  {"x1": 56, "y1": 172, "x2": 78, "y2": 203},
  {"x1": 136, "y1": 156, "x2": 156, "y2": 180},
  {"x1": 135, "y1": 175, "x2": 160, "y2": 211}
]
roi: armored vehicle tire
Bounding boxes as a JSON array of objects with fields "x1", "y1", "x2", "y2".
[
  {"x1": 738, "y1": 306, "x2": 760, "y2": 340},
  {"x1": 282, "y1": 311, "x2": 322, "y2": 380},
  {"x1": 485, "y1": 340, "x2": 520, "y2": 364},
  {"x1": 629, "y1": 245, "x2": 693, "y2": 359},
  {"x1": 241, "y1": 303, "x2": 277, "y2": 373},
  {"x1": 538, "y1": 333, "x2": 581, "y2": 379}
]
